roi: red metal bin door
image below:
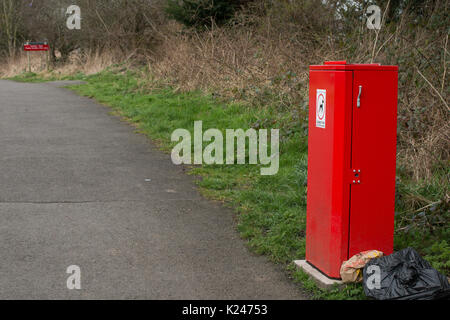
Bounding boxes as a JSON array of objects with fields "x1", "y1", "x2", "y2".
[
  {"x1": 305, "y1": 70, "x2": 353, "y2": 278},
  {"x1": 348, "y1": 70, "x2": 398, "y2": 258}
]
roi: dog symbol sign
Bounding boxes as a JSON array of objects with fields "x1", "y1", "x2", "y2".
[{"x1": 316, "y1": 89, "x2": 326, "y2": 128}]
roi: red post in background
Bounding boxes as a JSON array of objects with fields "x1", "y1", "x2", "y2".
[{"x1": 24, "y1": 41, "x2": 50, "y2": 72}]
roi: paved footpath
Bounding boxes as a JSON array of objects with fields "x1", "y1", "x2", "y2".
[{"x1": 0, "y1": 80, "x2": 304, "y2": 299}]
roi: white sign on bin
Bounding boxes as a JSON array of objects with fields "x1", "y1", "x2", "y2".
[{"x1": 316, "y1": 89, "x2": 326, "y2": 128}]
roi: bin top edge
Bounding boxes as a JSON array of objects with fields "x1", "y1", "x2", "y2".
[{"x1": 310, "y1": 63, "x2": 398, "y2": 71}]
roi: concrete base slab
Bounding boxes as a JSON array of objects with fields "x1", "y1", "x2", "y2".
[{"x1": 294, "y1": 260, "x2": 344, "y2": 290}]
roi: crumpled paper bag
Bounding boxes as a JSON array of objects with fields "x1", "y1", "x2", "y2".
[{"x1": 340, "y1": 250, "x2": 384, "y2": 283}]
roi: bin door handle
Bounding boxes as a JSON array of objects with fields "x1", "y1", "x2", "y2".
[{"x1": 357, "y1": 85, "x2": 362, "y2": 108}]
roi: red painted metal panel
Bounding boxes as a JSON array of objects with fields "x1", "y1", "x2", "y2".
[
  {"x1": 305, "y1": 62, "x2": 398, "y2": 279},
  {"x1": 324, "y1": 61, "x2": 347, "y2": 65},
  {"x1": 310, "y1": 61, "x2": 397, "y2": 72},
  {"x1": 305, "y1": 70, "x2": 353, "y2": 278},
  {"x1": 348, "y1": 70, "x2": 398, "y2": 258}
]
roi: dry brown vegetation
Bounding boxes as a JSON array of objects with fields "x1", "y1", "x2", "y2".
[
  {"x1": 0, "y1": 48, "x2": 118, "y2": 77},
  {"x1": 147, "y1": 1, "x2": 449, "y2": 189},
  {"x1": 1, "y1": 0, "x2": 448, "y2": 192}
]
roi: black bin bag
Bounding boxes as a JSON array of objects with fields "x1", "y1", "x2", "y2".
[{"x1": 363, "y1": 247, "x2": 450, "y2": 300}]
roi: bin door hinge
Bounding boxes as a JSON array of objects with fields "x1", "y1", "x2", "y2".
[{"x1": 349, "y1": 169, "x2": 362, "y2": 184}]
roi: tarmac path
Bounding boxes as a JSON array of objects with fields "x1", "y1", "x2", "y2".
[{"x1": 0, "y1": 80, "x2": 304, "y2": 299}]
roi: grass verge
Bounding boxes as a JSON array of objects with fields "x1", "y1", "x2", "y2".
[
  {"x1": 7, "y1": 71, "x2": 88, "y2": 83},
  {"x1": 6, "y1": 69, "x2": 449, "y2": 299}
]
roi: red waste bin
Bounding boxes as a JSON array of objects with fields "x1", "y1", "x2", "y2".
[{"x1": 305, "y1": 61, "x2": 398, "y2": 279}]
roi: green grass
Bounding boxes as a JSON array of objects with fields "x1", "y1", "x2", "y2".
[
  {"x1": 8, "y1": 72, "x2": 54, "y2": 83},
  {"x1": 8, "y1": 71, "x2": 87, "y2": 83},
  {"x1": 7, "y1": 68, "x2": 448, "y2": 299}
]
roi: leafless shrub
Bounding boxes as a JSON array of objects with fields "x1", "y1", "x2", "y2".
[
  {"x1": 145, "y1": 0, "x2": 448, "y2": 184},
  {"x1": 1, "y1": 0, "x2": 447, "y2": 185}
]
